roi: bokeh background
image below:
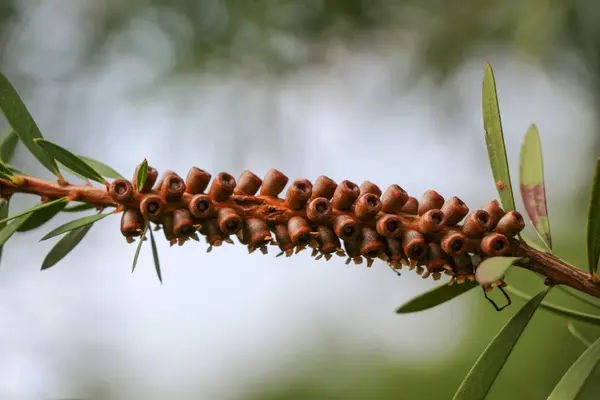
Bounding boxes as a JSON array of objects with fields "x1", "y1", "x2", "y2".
[{"x1": 1, "y1": 1, "x2": 600, "y2": 399}]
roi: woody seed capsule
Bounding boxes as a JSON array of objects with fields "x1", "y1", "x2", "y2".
[
  {"x1": 140, "y1": 194, "x2": 165, "y2": 221},
  {"x1": 462, "y1": 210, "x2": 492, "y2": 238},
  {"x1": 343, "y1": 239, "x2": 361, "y2": 258},
  {"x1": 483, "y1": 199, "x2": 506, "y2": 228},
  {"x1": 441, "y1": 196, "x2": 469, "y2": 226},
  {"x1": 360, "y1": 227, "x2": 384, "y2": 258},
  {"x1": 426, "y1": 243, "x2": 447, "y2": 273},
  {"x1": 495, "y1": 211, "x2": 525, "y2": 237},
  {"x1": 244, "y1": 218, "x2": 271, "y2": 247},
  {"x1": 418, "y1": 190, "x2": 445, "y2": 216},
  {"x1": 189, "y1": 194, "x2": 214, "y2": 218},
  {"x1": 359, "y1": 181, "x2": 382, "y2": 197},
  {"x1": 381, "y1": 185, "x2": 408, "y2": 213},
  {"x1": 441, "y1": 231, "x2": 468, "y2": 256},
  {"x1": 333, "y1": 214, "x2": 359, "y2": 241},
  {"x1": 173, "y1": 209, "x2": 194, "y2": 237},
  {"x1": 452, "y1": 254, "x2": 474, "y2": 277},
  {"x1": 204, "y1": 219, "x2": 224, "y2": 246},
  {"x1": 109, "y1": 179, "x2": 134, "y2": 203},
  {"x1": 317, "y1": 225, "x2": 341, "y2": 254},
  {"x1": 208, "y1": 172, "x2": 236, "y2": 202},
  {"x1": 154, "y1": 170, "x2": 177, "y2": 192},
  {"x1": 120, "y1": 209, "x2": 144, "y2": 237},
  {"x1": 288, "y1": 216, "x2": 312, "y2": 246},
  {"x1": 311, "y1": 176, "x2": 337, "y2": 200},
  {"x1": 481, "y1": 233, "x2": 510, "y2": 256},
  {"x1": 331, "y1": 180, "x2": 360, "y2": 211},
  {"x1": 401, "y1": 230, "x2": 427, "y2": 260},
  {"x1": 217, "y1": 208, "x2": 242, "y2": 235},
  {"x1": 306, "y1": 197, "x2": 332, "y2": 223},
  {"x1": 376, "y1": 214, "x2": 402, "y2": 237},
  {"x1": 401, "y1": 197, "x2": 419, "y2": 215},
  {"x1": 161, "y1": 173, "x2": 186, "y2": 202},
  {"x1": 419, "y1": 209, "x2": 445, "y2": 233},
  {"x1": 285, "y1": 179, "x2": 313, "y2": 210},
  {"x1": 354, "y1": 193, "x2": 382, "y2": 220},
  {"x1": 234, "y1": 170, "x2": 262, "y2": 195},
  {"x1": 385, "y1": 237, "x2": 406, "y2": 262},
  {"x1": 260, "y1": 168, "x2": 289, "y2": 197},
  {"x1": 161, "y1": 213, "x2": 175, "y2": 241},
  {"x1": 185, "y1": 167, "x2": 211, "y2": 194},
  {"x1": 274, "y1": 224, "x2": 293, "y2": 253}
]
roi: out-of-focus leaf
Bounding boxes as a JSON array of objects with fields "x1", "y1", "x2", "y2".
[
  {"x1": 79, "y1": 156, "x2": 123, "y2": 179},
  {"x1": 587, "y1": 158, "x2": 600, "y2": 277},
  {"x1": 520, "y1": 124, "x2": 552, "y2": 251},
  {"x1": 0, "y1": 164, "x2": 12, "y2": 181},
  {"x1": 135, "y1": 159, "x2": 148, "y2": 192},
  {"x1": 568, "y1": 321, "x2": 592, "y2": 347},
  {"x1": 149, "y1": 227, "x2": 162, "y2": 284},
  {"x1": 482, "y1": 62, "x2": 516, "y2": 212},
  {"x1": 16, "y1": 197, "x2": 68, "y2": 232},
  {"x1": 0, "y1": 199, "x2": 8, "y2": 264},
  {"x1": 0, "y1": 214, "x2": 31, "y2": 248},
  {"x1": 0, "y1": 128, "x2": 18, "y2": 163},
  {"x1": 396, "y1": 280, "x2": 478, "y2": 314},
  {"x1": 35, "y1": 139, "x2": 106, "y2": 184},
  {"x1": 548, "y1": 334, "x2": 600, "y2": 399},
  {"x1": 0, "y1": 197, "x2": 69, "y2": 225},
  {"x1": 5, "y1": 163, "x2": 29, "y2": 176},
  {"x1": 132, "y1": 223, "x2": 149, "y2": 273},
  {"x1": 40, "y1": 212, "x2": 112, "y2": 241},
  {"x1": 41, "y1": 224, "x2": 93, "y2": 270},
  {"x1": 0, "y1": 71, "x2": 60, "y2": 175},
  {"x1": 62, "y1": 203, "x2": 97, "y2": 213},
  {"x1": 557, "y1": 286, "x2": 600, "y2": 311},
  {"x1": 474, "y1": 256, "x2": 523, "y2": 285},
  {"x1": 452, "y1": 288, "x2": 549, "y2": 400}
]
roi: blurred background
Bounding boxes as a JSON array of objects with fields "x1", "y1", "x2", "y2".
[{"x1": 0, "y1": 0, "x2": 600, "y2": 399}]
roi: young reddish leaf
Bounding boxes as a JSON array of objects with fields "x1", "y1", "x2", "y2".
[
  {"x1": 40, "y1": 212, "x2": 112, "y2": 241},
  {"x1": 16, "y1": 198, "x2": 68, "y2": 232},
  {"x1": 474, "y1": 256, "x2": 523, "y2": 286},
  {"x1": 132, "y1": 223, "x2": 149, "y2": 273},
  {"x1": 0, "y1": 197, "x2": 69, "y2": 225},
  {"x1": 482, "y1": 62, "x2": 517, "y2": 212},
  {"x1": 519, "y1": 124, "x2": 552, "y2": 252},
  {"x1": 41, "y1": 224, "x2": 93, "y2": 270},
  {"x1": 0, "y1": 128, "x2": 18, "y2": 163},
  {"x1": 35, "y1": 139, "x2": 106, "y2": 184},
  {"x1": 79, "y1": 156, "x2": 123, "y2": 179},
  {"x1": 149, "y1": 226, "x2": 162, "y2": 284},
  {"x1": 0, "y1": 72, "x2": 60, "y2": 176},
  {"x1": 453, "y1": 288, "x2": 549, "y2": 400},
  {"x1": 587, "y1": 158, "x2": 600, "y2": 277},
  {"x1": 395, "y1": 281, "x2": 478, "y2": 314},
  {"x1": 135, "y1": 159, "x2": 148, "y2": 192}
]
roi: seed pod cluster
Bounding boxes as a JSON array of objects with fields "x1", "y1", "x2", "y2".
[{"x1": 116, "y1": 165, "x2": 525, "y2": 285}]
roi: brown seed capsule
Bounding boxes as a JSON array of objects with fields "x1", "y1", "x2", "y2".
[
  {"x1": 285, "y1": 178, "x2": 313, "y2": 210},
  {"x1": 426, "y1": 243, "x2": 447, "y2": 273},
  {"x1": 333, "y1": 214, "x2": 359, "y2": 241},
  {"x1": 185, "y1": 167, "x2": 211, "y2": 194},
  {"x1": 354, "y1": 193, "x2": 382, "y2": 220},
  {"x1": 441, "y1": 232, "x2": 468, "y2": 256},
  {"x1": 217, "y1": 208, "x2": 242, "y2": 235},
  {"x1": 208, "y1": 172, "x2": 236, "y2": 202},
  {"x1": 360, "y1": 227, "x2": 384, "y2": 258},
  {"x1": 483, "y1": 199, "x2": 506, "y2": 228},
  {"x1": 306, "y1": 197, "x2": 332, "y2": 223},
  {"x1": 401, "y1": 197, "x2": 419, "y2": 215},
  {"x1": 109, "y1": 179, "x2": 134, "y2": 203},
  {"x1": 154, "y1": 170, "x2": 177, "y2": 192},
  {"x1": 189, "y1": 194, "x2": 214, "y2": 218},
  {"x1": 376, "y1": 214, "x2": 402, "y2": 237},
  {"x1": 418, "y1": 190, "x2": 445, "y2": 216},
  {"x1": 481, "y1": 233, "x2": 510, "y2": 256},
  {"x1": 401, "y1": 230, "x2": 427, "y2": 260},
  {"x1": 452, "y1": 254, "x2": 474, "y2": 278},
  {"x1": 173, "y1": 209, "x2": 194, "y2": 237},
  {"x1": 317, "y1": 225, "x2": 341, "y2": 254},
  {"x1": 495, "y1": 211, "x2": 525, "y2": 237},
  {"x1": 162, "y1": 213, "x2": 175, "y2": 242},
  {"x1": 311, "y1": 176, "x2": 337, "y2": 200},
  {"x1": 385, "y1": 237, "x2": 406, "y2": 262},
  {"x1": 244, "y1": 218, "x2": 271, "y2": 247},
  {"x1": 140, "y1": 194, "x2": 165, "y2": 221},
  {"x1": 260, "y1": 168, "x2": 289, "y2": 197},
  {"x1": 381, "y1": 185, "x2": 408, "y2": 213},
  {"x1": 288, "y1": 216, "x2": 312, "y2": 246},
  {"x1": 234, "y1": 170, "x2": 262, "y2": 195},
  {"x1": 419, "y1": 209, "x2": 445, "y2": 233},
  {"x1": 161, "y1": 173, "x2": 186, "y2": 202},
  {"x1": 204, "y1": 219, "x2": 224, "y2": 246},
  {"x1": 359, "y1": 181, "x2": 382, "y2": 197},
  {"x1": 343, "y1": 239, "x2": 361, "y2": 259},
  {"x1": 274, "y1": 224, "x2": 293, "y2": 253},
  {"x1": 331, "y1": 180, "x2": 360, "y2": 211},
  {"x1": 133, "y1": 164, "x2": 158, "y2": 193},
  {"x1": 441, "y1": 196, "x2": 469, "y2": 226},
  {"x1": 120, "y1": 209, "x2": 144, "y2": 237},
  {"x1": 462, "y1": 210, "x2": 492, "y2": 238}
]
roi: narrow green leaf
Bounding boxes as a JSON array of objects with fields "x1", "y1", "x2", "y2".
[
  {"x1": 58, "y1": 161, "x2": 92, "y2": 182},
  {"x1": 5, "y1": 163, "x2": 29, "y2": 176},
  {"x1": 41, "y1": 224, "x2": 93, "y2": 270},
  {"x1": 132, "y1": 223, "x2": 149, "y2": 273},
  {"x1": 567, "y1": 321, "x2": 592, "y2": 347},
  {"x1": 16, "y1": 197, "x2": 68, "y2": 232},
  {"x1": 62, "y1": 203, "x2": 97, "y2": 213},
  {"x1": 587, "y1": 158, "x2": 600, "y2": 277},
  {"x1": 556, "y1": 286, "x2": 600, "y2": 311},
  {"x1": 520, "y1": 124, "x2": 552, "y2": 251},
  {"x1": 0, "y1": 197, "x2": 69, "y2": 225},
  {"x1": 35, "y1": 139, "x2": 106, "y2": 184},
  {"x1": 452, "y1": 288, "x2": 549, "y2": 400},
  {"x1": 548, "y1": 334, "x2": 600, "y2": 399},
  {"x1": 40, "y1": 212, "x2": 112, "y2": 241},
  {"x1": 0, "y1": 214, "x2": 31, "y2": 248},
  {"x1": 0, "y1": 128, "x2": 18, "y2": 163},
  {"x1": 135, "y1": 159, "x2": 148, "y2": 192},
  {"x1": 0, "y1": 199, "x2": 9, "y2": 264},
  {"x1": 482, "y1": 62, "x2": 516, "y2": 212},
  {"x1": 149, "y1": 227, "x2": 162, "y2": 284},
  {"x1": 396, "y1": 281, "x2": 478, "y2": 314},
  {"x1": 0, "y1": 72, "x2": 60, "y2": 175},
  {"x1": 474, "y1": 256, "x2": 523, "y2": 285},
  {"x1": 506, "y1": 287, "x2": 600, "y2": 325},
  {"x1": 79, "y1": 156, "x2": 123, "y2": 179}
]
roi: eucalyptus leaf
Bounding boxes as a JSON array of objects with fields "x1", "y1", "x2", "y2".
[
  {"x1": 556, "y1": 286, "x2": 600, "y2": 311},
  {"x1": 40, "y1": 212, "x2": 112, "y2": 241},
  {"x1": 62, "y1": 203, "x2": 97, "y2": 213},
  {"x1": 0, "y1": 128, "x2": 18, "y2": 163},
  {"x1": 548, "y1": 334, "x2": 600, "y2": 399},
  {"x1": 149, "y1": 227, "x2": 162, "y2": 284},
  {"x1": 0, "y1": 214, "x2": 31, "y2": 248},
  {"x1": 452, "y1": 288, "x2": 549, "y2": 400},
  {"x1": 5, "y1": 163, "x2": 29, "y2": 176},
  {"x1": 16, "y1": 197, "x2": 68, "y2": 232},
  {"x1": 135, "y1": 159, "x2": 148, "y2": 192},
  {"x1": 41, "y1": 224, "x2": 93, "y2": 270},
  {"x1": 0, "y1": 199, "x2": 8, "y2": 264},
  {"x1": 79, "y1": 156, "x2": 123, "y2": 179},
  {"x1": 567, "y1": 321, "x2": 592, "y2": 347},
  {"x1": 396, "y1": 281, "x2": 478, "y2": 314},
  {"x1": 0, "y1": 197, "x2": 69, "y2": 225},
  {"x1": 35, "y1": 139, "x2": 106, "y2": 184},
  {"x1": 587, "y1": 157, "x2": 600, "y2": 277},
  {"x1": 0, "y1": 71, "x2": 60, "y2": 175},
  {"x1": 482, "y1": 62, "x2": 516, "y2": 212},
  {"x1": 474, "y1": 256, "x2": 523, "y2": 285},
  {"x1": 519, "y1": 124, "x2": 552, "y2": 251},
  {"x1": 132, "y1": 223, "x2": 149, "y2": 273}
]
